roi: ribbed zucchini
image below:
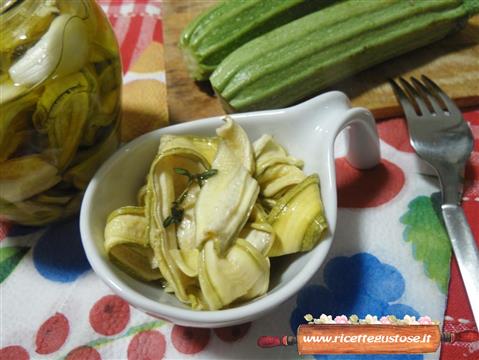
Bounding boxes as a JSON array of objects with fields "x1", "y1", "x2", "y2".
[
  {"x1": 211, "y1": 0, "x2": 479, "y2": 112},
  {"x1": 180, "y1": 0, "x2": 334, "y2": 80}
]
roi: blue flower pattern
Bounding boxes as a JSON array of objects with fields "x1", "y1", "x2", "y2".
[
  {"x1": 290, "y1": 253, "x2": 423, "y2": 360},
  {"x1": 33, "y1": 217, "x2": 91, "y2": 282}
]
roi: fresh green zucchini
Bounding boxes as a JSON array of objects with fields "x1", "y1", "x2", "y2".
[
  {"x1": 211, "y1": 0, "x2": 479, "y2": 112},
  {"x1": 180, "y1": 0, "x2": 335, "y2": 81}
]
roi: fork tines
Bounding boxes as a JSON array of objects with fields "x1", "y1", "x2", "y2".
[{"x1": 389, "y1": 75, "x2": 461, "y2": 118}]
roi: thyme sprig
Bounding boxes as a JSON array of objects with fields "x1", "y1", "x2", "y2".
[
  {"x1": 163, "y1": 167, "x2": 218, "y2": 228},
  {"x1": 174, "y1": 167, "x2": 218, "y2": 187}
]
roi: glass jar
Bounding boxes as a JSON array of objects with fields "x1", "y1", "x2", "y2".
[{"x1": 0, "y1": 0, "x2": 122, "y2": 226}]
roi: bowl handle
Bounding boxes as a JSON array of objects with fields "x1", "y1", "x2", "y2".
[{"x1": 329, "y1": 107, "x2": 380, "y2": 169}]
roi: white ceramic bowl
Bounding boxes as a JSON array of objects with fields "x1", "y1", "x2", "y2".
[{"x1": 80, "y1": 91, "x2": 380, "y2": 328}]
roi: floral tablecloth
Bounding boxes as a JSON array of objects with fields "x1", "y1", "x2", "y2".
[{"x1": 1, "y1": 1, "x2": 478, "y2": 359}]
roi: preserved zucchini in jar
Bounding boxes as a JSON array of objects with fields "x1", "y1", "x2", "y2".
[{"x1": 0, "y1": 0, "x2": 122, "y2": 225}]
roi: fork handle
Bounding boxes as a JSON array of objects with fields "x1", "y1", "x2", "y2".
[{"x1": 442, "y1": 204, "x2": 479, "y2": 326}]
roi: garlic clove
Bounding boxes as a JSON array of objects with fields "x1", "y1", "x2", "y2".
[{"x1": 9, "y1": 14, "x2": 89, "y2": 87}]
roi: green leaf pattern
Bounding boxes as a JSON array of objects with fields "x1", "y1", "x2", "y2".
[
  {"x1": 0, "y1": 246, "x2": 29, "y2": 283},
  {"x1": 400, "y1": 193, "x2": 451, "y2": 293}
]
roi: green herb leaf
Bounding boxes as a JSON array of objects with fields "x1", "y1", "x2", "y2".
[
  {"x1": 163, "y1": 202, "x2": 185, "y2": 228},
  {"x1": 174, "y1": 167, "x2": 192, "y2": 179},
  {"x1": 197, "y1": 169, "x2": 218, "y2": 181},
  {"x1": 163, "y1": 215, "x2": 175, "y2": 228},
  {"x1": 171, "y1": 205, "x2": 184, "y2": 222},
  {"x1": 197, "y1": 168, "x2": 218, "y2": 186},
  {"x1": 164, "y1": 168, "x2": 218, "y2": 226}
]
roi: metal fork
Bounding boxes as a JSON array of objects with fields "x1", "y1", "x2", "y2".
[{"x1": 390, "y1": 75, "x2": 479, "y2": 325}]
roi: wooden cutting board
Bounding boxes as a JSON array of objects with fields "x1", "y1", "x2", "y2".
[{"x1": 162, "y1": 1, "x2": 479, "y2": 123}]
